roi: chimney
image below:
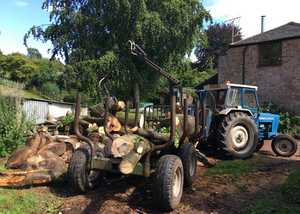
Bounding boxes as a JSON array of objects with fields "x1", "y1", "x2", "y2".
[{"x1": 261, "y1": 15, "x2": 266, "y2": 33}]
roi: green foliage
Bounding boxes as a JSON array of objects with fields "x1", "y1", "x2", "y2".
[
  {"x1": 195, "y1": 22, "x2": 242, "y2": 69},
  {"x1": 0, "y1": 53, "x2": 38, "y2": 84},
  {"x1": 27, "y1": 47, "x2": 42, "y2": 59},
  {"x1": 0, "y1": 51, "x2": 68, "y2": 101},
  {"x1": 0, "y1": 97, "x2": 33, "y2": 157},
  {"x1": 262, "y1": 102, "x2": 300, "y2": 134},
  {"x1": 29, "y1": 58, "x2": 65, "y2": 89},
  {"x1": 25, "y1": 0, "x2": 210, "y2": 101},
  {"x1": 0, "y1": 78, "x2": 25, "y2": 90},
  {"x1": 58, "y1": 113, "x2": 74, "y2": 128},
  {"x1": 40, "y1": 82, "x2": 61, "y2": 99}
]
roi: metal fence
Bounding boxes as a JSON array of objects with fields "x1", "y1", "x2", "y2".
[{"x1": 22, "y1": 99, "x2": 74, "y2": 124}]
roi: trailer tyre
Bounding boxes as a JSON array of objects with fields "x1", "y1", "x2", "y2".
[
  {"x1": 218, "y1": 112, "x2": 258, "y2": 159},
  {"x1": 271, "y1": 134, "x2": 298, "y2": 157},
  {"x1": 68, "y1": 149, "x2": 100, "y2": 193},
  {"x1": 179, "y1": 143, "x2": 197, "y2": 187},
  {"x1": 153, "y1": 155, "x2": 184, "y2": 211}
]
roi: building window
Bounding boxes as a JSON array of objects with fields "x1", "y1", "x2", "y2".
[{"x1": 258, "y1": 41, "x2": 282, "y2": 66}]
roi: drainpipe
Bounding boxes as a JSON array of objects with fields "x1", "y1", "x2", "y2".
[{"x1": 242, "y1": 46, "x2": 248, "y2": 84}]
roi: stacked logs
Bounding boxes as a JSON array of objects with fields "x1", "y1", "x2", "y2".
[{"x1": 0, "y1": 128, "x2": 80, "y2": 187}]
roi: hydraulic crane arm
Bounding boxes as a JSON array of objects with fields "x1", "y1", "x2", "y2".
[{"x1": 129, "y1": 40, "x2": 180, "y2": 86}]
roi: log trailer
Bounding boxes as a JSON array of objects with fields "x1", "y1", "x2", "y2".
[{"x1": 68, "y1": 41, "x2": 200, "y2": 211}]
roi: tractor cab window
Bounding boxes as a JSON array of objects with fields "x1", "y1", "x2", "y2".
[
  {"x1": 243, "y1": 90, "x2": 257, "y2": 109},
  {"x1": 226, "y1": 88, "x2": 241, "y2": 107}
]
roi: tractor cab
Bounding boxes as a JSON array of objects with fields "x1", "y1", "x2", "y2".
[{"x1": 198, "y1": 83, "x2": 259, "y2": 116}]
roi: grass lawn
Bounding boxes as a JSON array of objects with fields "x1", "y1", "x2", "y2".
[
  {"x1": 0, "y1": 160, "x2": 62, "y2": 214},
  {"x1": 0, "y1": 188, "x2": 62, "y2": 214},
  {"x1": 205, "y1": 156, "x2": 260, "y2": 177},
  {"x1": 247, "y1": 169, "x2": 300, "y2": 214}
]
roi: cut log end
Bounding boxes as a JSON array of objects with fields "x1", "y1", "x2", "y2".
[{"x1": 119, "y1": 161, "x2": 134, "y2": 174}]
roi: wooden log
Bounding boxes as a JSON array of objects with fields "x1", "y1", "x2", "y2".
[
  {"x1": 38, "y1": 142, "x2": 67, "y2": 157},
  {"x1": 6, "y1": 146, "x2": 35, "y2": 169},
  {"x1": 81, "y1": 116, "x2": 104, "y2": 125},
  {"x1": 111, "y1": 135, "x2": 136, "y2": 158},
  {"x1": 25, "y1": 134, "x2": 41, "y2": 152},
  {"x1": 115, "y1": 112, "x2": 142, "y2": 127},
  {"x1": 133, "y1": 128, "x2": 170, "y2": 143},
  {"x1": 0, "y1": 169, "x2": 52, "y2": 187},
  {"x1": 90, "y1": 100, "x2": 126, "y2": 117},
  {"x1": 119, "y1": 137, "x2": 152, "y2": 174},
  {"x1": 38, "y1": 132, "x2": 54, "y2": 150},
  {"x1": 106, "y1": 115, "x2": 122, "y2": 133}
]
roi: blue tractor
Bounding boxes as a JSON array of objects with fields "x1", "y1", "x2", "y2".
[{"x1": 197, "y1": 83, "x2": 298, "y2": 158}]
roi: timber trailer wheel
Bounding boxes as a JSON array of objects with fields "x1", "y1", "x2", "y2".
[
  {"x1": 178, "y1": 143, "x2": 197, "y2": 187},
  {"x1": 153, "y1": 155, "x2": 184, "y2": 211},
  {"x1": 217, "y1": 112, "x2": 258, "y2": 159},
  {"x1": 271, "y1": 134, "x2": 298, "y2": 157},
  {"x1": 68, "y1": 149, "x2": 101, "y2": 193}
]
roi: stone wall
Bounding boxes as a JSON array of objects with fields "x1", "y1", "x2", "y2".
[{"x1": 218, "y1": 38, "x2": 300, "y2": 114}]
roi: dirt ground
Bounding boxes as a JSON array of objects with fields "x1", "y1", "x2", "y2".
[
  {"x1": 1, "y1": 142, "x2": 300, "y2": 214},
  {"x1": 20, "y1": 140, "x2": 296, "y2": 214}
]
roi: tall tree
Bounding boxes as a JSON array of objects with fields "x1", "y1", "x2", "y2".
[
  {"x1": 25, "y1": 0, "x2": 210, "y2": 101},
  {"x1": 195, "y1": 23, "x2": 242, "y2": 69}
]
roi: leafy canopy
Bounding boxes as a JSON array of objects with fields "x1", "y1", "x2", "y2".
[
  {"x1": 25, "y1": 0, "x2": 210, "y2": 101},
  {"x1": 195, "y1": 22, "x2": 242, "y2": 69}
]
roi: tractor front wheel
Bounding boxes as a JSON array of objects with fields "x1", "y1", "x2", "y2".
[
  {"x1": 217, "y1": 112, "x2": 258, "y2": 159},
  {"x1": 271, "y1": 134, "x2": 298, "y2": 157}
]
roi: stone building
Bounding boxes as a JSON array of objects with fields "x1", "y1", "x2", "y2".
[{"x1": 218, "y1": 22, "x2": 300, "y2": 114}]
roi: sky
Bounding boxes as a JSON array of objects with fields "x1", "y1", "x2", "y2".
[{"x1": 1, "y1": 0, "x2": 300, "y2": 59}]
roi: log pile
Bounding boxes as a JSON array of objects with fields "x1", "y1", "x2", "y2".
[
  {"x1": 1, "y1": 97, "x2": 198, "y2": 186},
  {"x1": 0, "y1": 128, "x2": 80, "y2": 187}
]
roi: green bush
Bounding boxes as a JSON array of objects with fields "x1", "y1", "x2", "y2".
[
  {"x1": 0, "y1": 97, "x2": 33, "y2": 157},
  {"x1": 262, "y1": 102, "x2": 300, "y2": 135},
  {"x1": 40, "y1": 82, "x2": 61, "y2": 100}
]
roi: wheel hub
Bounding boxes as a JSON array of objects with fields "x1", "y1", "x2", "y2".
[
  {"x1": 277, "y1": 140, "x2": 292, "y2": 153},
  {"x1": 173, "y1": 168, "x2": 183, "y2": 198},
  {"x1": 230, "y1": 125, "x2": 249, "y2": 149}
]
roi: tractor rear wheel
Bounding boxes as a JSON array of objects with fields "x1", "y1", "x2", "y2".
[
  {"x1": 271, "y1": 134, "x2": 298, "y2": 157},
  {"x1": 68, "y1": 149, "x2": 101, "y2": 193},
  {"x1": 217, "y1": 112, "x2": 258, "y2": 159}
]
